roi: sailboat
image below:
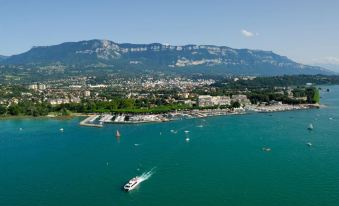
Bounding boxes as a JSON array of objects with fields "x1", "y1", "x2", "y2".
[
  {"x1": 308, "y1": 123, "x2": 314, "y2": 130},
  {"x1": 116, "y1": 130, "x2": 121, "y2": 137}
]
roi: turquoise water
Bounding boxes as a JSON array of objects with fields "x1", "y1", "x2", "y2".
[{"x1": 1, "y1": 86, "x2": 339, "y2": 206}]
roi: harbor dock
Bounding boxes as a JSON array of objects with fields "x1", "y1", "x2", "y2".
[{"x1": 80, "y1": 115, "x2": 103, "y2": 128}]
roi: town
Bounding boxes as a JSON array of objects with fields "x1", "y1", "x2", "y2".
[{"x1": 0, "y1": 74, "x2": 325, "y2": 124}]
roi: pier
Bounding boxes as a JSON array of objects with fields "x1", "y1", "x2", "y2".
[{"x1": 79, "y1": 115, "x2": 103, "y2": 128}]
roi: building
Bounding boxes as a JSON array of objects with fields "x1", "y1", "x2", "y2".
[
  {"x1": 48, "y1": 99, "x2": 70, "y2": 105},
  {"x1": 214, "y1": 96, "x2": 231, "y2": 106},
  {"x1": 28, "y1": 83, "x2": 46, "y2": 90},
  {"x1": 198, "y1": 95, "x2": 231, "y2": 107},
  {"x1": 84, "y1": 90, "x2": 91, "y2": 97},
  {"x1": 179, "y1": 92, "x2": 190, "y2": 99},
  {"x1": 70, "y1": 97, "x2": 81, "y2": 104},
  {"x1": 38, "y1": 84, "x2": 46, "y2": 90},
  {"x1": 47, "y1": 97, "x2": 81, "y2": 105},
  {"x1": 198, "y1": 95, "x2": 214, "y2": 107},
  {"x1": 28, "y1": 84, "x2": 38, "y2": 90},
  {"x1": 178, "y1": 100, "x2": 196, "y2": 106},
  {"x1": 231, "y1": 94, "x2": 251, "y2": 105}
]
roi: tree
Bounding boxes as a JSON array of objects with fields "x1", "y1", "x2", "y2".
[
  {"x1": 8, "y1": 105, "x2": 20, "y2": 115},
  {"x1": 0, "y1": 105, "x2": 6, "y2": 115},
  {"x1": 60, "y1": 108, "x2": 71, "y2": 116},
  {"x1": 231, "y1": 101, "x2": 241, "y2": 108},
  {"x1": 306, "y1": 87, "x2": 320, "y2": 104}
]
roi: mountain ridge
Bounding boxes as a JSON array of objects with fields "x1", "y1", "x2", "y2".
[
  {"x1": 0, "y1": 55, "x2": 8, "y2": 61},
  {"x1": 1, "y1": 39, "x2": 333, "y2": 76}
]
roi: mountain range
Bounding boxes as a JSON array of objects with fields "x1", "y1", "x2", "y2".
[
  {"x1": 0, "y1": 39, "x2": 334, "y2": 76},
  {"x1": 0, "y1": 55, "x2": 8, "y2": 61}
]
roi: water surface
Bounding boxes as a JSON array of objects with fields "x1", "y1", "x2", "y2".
[{"x1": 1, "y1": 86, "x2": 339, "y2": 206}]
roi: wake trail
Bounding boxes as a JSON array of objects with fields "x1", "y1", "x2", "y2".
[{"x1": 139, "y1": 167, "x2": 157, "y2": 182}]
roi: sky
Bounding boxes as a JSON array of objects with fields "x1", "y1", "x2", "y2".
[{"x1": 1, "y1": 0, "x2": 339, "y2": 69}]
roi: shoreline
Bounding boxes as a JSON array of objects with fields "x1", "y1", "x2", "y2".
[
  {"x1": 0, "y1": 104, "x2": 321, "y2": 124},
  {"x1": 0, "y1": 113, "x2": 87, "y2": 121},
  {"x1": 78, "y1": 103, "x2": 320, "y2": 126}
]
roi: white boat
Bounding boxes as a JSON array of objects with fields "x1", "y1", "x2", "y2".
[
  {"x1": 308, "y1": 123, "x2": 313, "y2": 130},
  {"x1": 116, "y1": 130, "x2": 121, "y2": 138},
  {"x1": 184, "y1": 130, "x2": 190, "y2": 134},
  {"x1": 124, "y1": 176, "x2": 141, "y2": 191},
  {"x1": 185, "y1": 137, "x2": 190, "y2": 142},
  {"x1": 306, "y1": 142, "x2": 312, "y2": 147},
  {"x1": 262, "y1": 147, "x2": 271, "y2": 152},
  {"x1": 60, "y1": 128, "x2": 64, "y2": 132}
]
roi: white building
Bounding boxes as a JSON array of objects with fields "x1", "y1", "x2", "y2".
[
  {"x1": 198, "y1": 95, "x2": 231, "y2": 107},
  {"x1": 231, "y1": 94, "x2": 251, "y2": 105},
  {"x1": 198, "y1": 95, "x2": 214, "y2": 107},
  {"x1": 28, "y1": 84, "x2": 38, "y2": 90},
  {"x1": 47, "y1": 98, "x2": 80, "y2": 105},
  {"x1": 84, "y1": 91, "x2": 91, "y2": 97},
  {"x1": 48, "y1": 99, "x2": 70, "y2": 105},
  {"x1": 38, "y1": 84, "x2": 46, "y2": 90},
  {"x1": 28, "y1": 83, "x2": 46, "y2": 90},
  {"x1": 213, "y1": 96, "x2": 231, "y2": 106}
]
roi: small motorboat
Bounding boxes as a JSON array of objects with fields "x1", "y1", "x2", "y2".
[
  {"x1": 185, "y1": 137, "x2": 190, "y2": 142},
  {"x1": 60, "y1": 128, "x2": 64, "y2": 132},
  {"x1": 262, "y1": 147, "x2": 271, "y2": 152},
  {"x1": 184, "y1": 130, "x2": 190, "y2": 134},
  {"x1": 306, "y1": 142, "x2": 312, "y2": 147},
  {"x1": 124, "y1": 176, "x2": 141, "y2": 192},
  {"x1": 307, "y1": 123, "x2": 314, "y2": 130}
]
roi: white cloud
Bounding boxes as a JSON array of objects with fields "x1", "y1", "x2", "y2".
[
  {"x1": 315, "y1": 56, "x2": 339, "y2": 65},
  {"x1": 309, "y1": 56, "x2": 339, "y2": 72},
  {"x1": 241, "y1": 29, "x2": 257, "y2": 37}
]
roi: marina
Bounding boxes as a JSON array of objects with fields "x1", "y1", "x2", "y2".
[{"x1": 78, "y1": 104, "x2": 317, "y2": 127}]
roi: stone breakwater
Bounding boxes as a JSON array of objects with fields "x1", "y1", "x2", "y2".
[{"x1": 246, "y1": 104, "x2": 318, "y2": 113}]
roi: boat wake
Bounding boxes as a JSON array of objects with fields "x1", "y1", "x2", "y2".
[{"x1": 139, "y1": 167, "x2": 156, "y2": 182}]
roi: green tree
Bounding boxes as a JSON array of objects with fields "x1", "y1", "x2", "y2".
[
  {"x1": 0, "y1": 105, "x2": 7, "y2": 115},
  {"x1": 231, "y1": 101, "x2": 241, "y2": 108},
  {"x1": 8, "y1": 105, "x2": 20, "y2": 115},
  {"x1": 306, "y1": 87, "x2": 320, "y2": 104}
]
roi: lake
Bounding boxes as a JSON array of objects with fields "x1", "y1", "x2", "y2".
[{"x1": 1, "y1": 86, "x2": 339, "y2": 206}]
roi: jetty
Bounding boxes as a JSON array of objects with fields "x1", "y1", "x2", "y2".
[{"x1": 80, "y1": 115, "x2": 103, "y2": 128}]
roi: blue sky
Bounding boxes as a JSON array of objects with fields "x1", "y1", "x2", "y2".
[{"x1": 1, "y1": 0, "x2": 339, "y2": 67}]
